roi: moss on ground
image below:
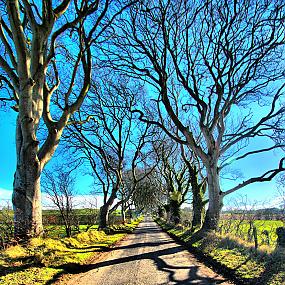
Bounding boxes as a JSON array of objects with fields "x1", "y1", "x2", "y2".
[
  {"x1": 0, "y1": 218, "x2": 142, "y2": 285},
  {"x1": 156, "y1": 218, "x2": 285, "y2": 285}
]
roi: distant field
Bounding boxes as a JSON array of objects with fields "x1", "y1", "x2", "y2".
[
  {"x1": 1, "y1": 208, "x2": 283, "y2": 246},
  {"x1": 219, "y1": 219, "x2": 284, "y2": 247},
  {"x1": 43, "y1": 224, "x2": 99, "y2": 238}
]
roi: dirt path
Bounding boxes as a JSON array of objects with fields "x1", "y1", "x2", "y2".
[{"x1": 64, "y1": 217, "x2": 234, "y2": 285}]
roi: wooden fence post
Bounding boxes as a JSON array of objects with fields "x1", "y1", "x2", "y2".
[{"x1": 253, "y1": 226, "x2": 258, "y2": 249}]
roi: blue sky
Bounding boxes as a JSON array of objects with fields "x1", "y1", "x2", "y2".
[
  {"x1": 0, "y1": 108, "x2": 283, "y2": 209},
  {"x1": 0, "y1": 109, "x2": 94, "y2": 205}
]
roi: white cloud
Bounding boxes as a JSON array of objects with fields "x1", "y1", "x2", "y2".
[{"x1": 266, "y1": 196, "x2": 285, "y2": 209}]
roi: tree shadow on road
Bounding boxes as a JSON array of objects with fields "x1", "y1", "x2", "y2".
[
  {"x1": 57, "y1": 244, "x2": 229, "y2": 284},
  {"x1": 154, "y1": 256, "x2": 227, "y2": 284},
  {"x1": 112, "y1": 240, "x2": 173, "y2": 251}
]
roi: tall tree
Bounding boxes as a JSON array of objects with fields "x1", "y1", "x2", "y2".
[
  {"x1": 107, "y1": 0, "x2": 285, "y2": 232},
  {"x1": 64, "y1": 74, "x2": 151, "y2": 228},
  {"x1": 0, "y1": 0, "x2": 133, "y2": 239}
]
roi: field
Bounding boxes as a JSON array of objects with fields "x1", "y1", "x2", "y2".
[
  {"x1": 180, "y1": 208, "x2": 284, "y2": 250},
  {"x1": 0, "y1": 207, "x2": 132, "y2": 247},
  {"x1": 219, "y1": 219, "x2": 284, "y2": 248}
]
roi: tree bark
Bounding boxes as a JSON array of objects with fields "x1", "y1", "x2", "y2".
[
  {"x1": 99, "y1": 191, "x2": 117, "y2": 229},
  {"x1": 202, "y1": 165, "x2": 223, "y2": 231},
  {"x1": 99, "y1": 204, "x2": 110, "y2": 229},
  {"x1": 121, "y1": 209, "x2": 126, "y2": 224},
  {"x1": 12, "y1": 115, "x2": 43, "y2": 238}
]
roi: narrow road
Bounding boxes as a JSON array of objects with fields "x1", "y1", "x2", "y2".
[{"x1": 66, "y1": 217, "x2": 234, "y2": 285}]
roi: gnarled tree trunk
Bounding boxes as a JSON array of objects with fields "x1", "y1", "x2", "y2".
[
  {"x1": 12, "y1": 88, "x2": 44, "y2": 238},
  {"x1": 202, "y1": 165, "x2": 223, "y2": 231},
  {"x1": 99, "y1": 204, "x2": 110, "y2": 229},
  {"x1": 99, "y1": 191, "x2": 117, "y2": 229}
]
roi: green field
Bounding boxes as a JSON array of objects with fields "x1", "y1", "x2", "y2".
[{"x1": 219, "y1": 219, "x2": 284, "y2": 247}]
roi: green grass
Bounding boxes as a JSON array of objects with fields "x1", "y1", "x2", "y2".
[
  {"x1": 156, "y1": 218, "x2": 285, "y2": 285},
  {"x1": 0, "y1": 218, "x2": 142, "y2": 285},
  {"x1": 219, "y1": 219, "x2": 284, "y2": 247},
  {"x1": 43, "y1": 224, "x2": 99, "y2": 238}
]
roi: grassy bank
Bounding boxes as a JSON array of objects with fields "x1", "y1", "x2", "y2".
[
  {"x1": 0, "y1": 218, "x2": 143, "y2": 285},
  {"x1": 156, "y1": 218, "x2": 285, "y2": 285}
]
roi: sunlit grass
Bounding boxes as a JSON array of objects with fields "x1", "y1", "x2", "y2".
[
  {"x1": 0, "y1": 218, "x2": 142, "y2": 285},
  {"x1": 219, "y1": 219, "x2": 284, "y2": 246},
  {"x1": 156, "y1": 218, "x2": 285, "y2": 284}
]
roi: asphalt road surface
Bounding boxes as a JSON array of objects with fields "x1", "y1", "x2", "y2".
[{"x1": 66, "y1": 216, "x2": 234, "y2": 285}]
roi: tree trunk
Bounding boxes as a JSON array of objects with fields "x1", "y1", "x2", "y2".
[
  {"x1": 191, "y1": 183, "x2": 206, "y2": 232},
  {"x1": 169, "y1": 199, "x2": 181, "y2": 225},
  {"x1": 276, "y1": 227, "x2": 285, "y2": 248},
  {"x1": 99, "y1": 204, "x2": 110, "y2": 229},
  {"x1": 201, "y1": 166, "x2": 223, "y2": 231},
  {"x1": 121, "y1": 201, "x2": 126, "y2": 224},
  {"x1": 164, "y1": 204, "x2": 171, "y2": 222},
  {"x1": 158, "y1": 206, "x2": 165, "y2": 219},
  {"x1": 65, "y1": 225, "x2": 72, "y2": 237},
  {"x1": 99, "y1": 186, "x2": 119, "y2": 229},
  {"x1": 12, "y1": 115, "x2": 43, "y2": 239},
  {"x1": 121, "y1": 209, "x2": 126, "y2": 224}
]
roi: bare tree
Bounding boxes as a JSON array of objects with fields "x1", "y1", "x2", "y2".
[
  {"x1": 42, "y1": 165, "x2": 77, "y2": 237},
  {"x1": 106, "y1": 0, "x2": 285, "y2": 232},
  {"x1": 133, "y1": 174, "x2": 166, "y2": 213},
  {"x1": 0, "y1": 0, "x2": 134, "y2": 239},
  {"x1": 64, "y1": 74, "x2": 151, "y2": 228},
  {"x1": 111, "y1": 126, "x2": 156, "y2": 223},
  {"x1": 151, "y1": 133, "x2": 207, "y2": 230}
]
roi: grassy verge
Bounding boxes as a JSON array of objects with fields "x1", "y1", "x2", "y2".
[
  {"x1": 156, "y1": 218, "x2": 285, "y2": 285},
  {"x1": 0, "y1": 217, "x2": 143, "y2": 285}
]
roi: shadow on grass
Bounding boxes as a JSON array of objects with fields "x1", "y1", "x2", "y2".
[
  {"x1": 62, "y1": 242, "x2": 110, "y2": 251},
  {"x1": 253, "y1": 249, "x2": 285, "y2": 285},
  {"x1": 0, "y1": 263, "x2": 41, "y2": 277},
  {"x1": 161, "y1": 221, "x2": 285, "y2": 285}
]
